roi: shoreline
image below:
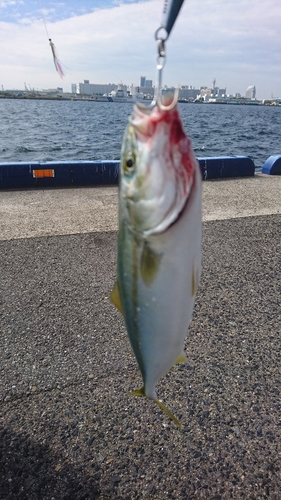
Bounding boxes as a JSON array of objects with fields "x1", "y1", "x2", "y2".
[{"x1": 0, "y1": 94, "x2": 280, "y2": 105}]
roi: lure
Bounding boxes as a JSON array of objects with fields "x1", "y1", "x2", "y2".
[
  {"x1": 49, "y1": 38, "x2": 64, "y2": 79},
  {"x1": 39, "y1": 0, "x2": 64, "y2": 78}
]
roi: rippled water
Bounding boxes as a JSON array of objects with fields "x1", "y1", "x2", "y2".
[{"x1": 1, "y1": 99, "x2": 281, "y2": 168}]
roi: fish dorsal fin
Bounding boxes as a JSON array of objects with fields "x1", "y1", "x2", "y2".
[
  {"x1": 110, "y1": 280, "x2": 123, "y2": 314},
  {"x1": 174, "y1": 352, "x2": 188, "y2": 365},
  {"x1": 140, "y1": 242, "x2": 161, "y2": 286}
]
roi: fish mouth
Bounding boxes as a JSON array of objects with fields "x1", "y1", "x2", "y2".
[
  {"x1": 135, "y1": 91, "x2": 179, "y2": 112},
  {"x1": 129, "y1": 98, "x2": 177, "y2": 140},
  {"x1": 134, "y1": 101, "x2": 151, "y2": 114}
]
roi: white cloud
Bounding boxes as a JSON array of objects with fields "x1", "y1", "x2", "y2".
[
  {"x1": 0, "y1": 0, "x2": 21, "y2": 6},
  {"x1": 1, "y1": 0, "x2": 281, "y2": 98}
]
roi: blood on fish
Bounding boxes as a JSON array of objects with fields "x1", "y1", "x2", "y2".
[{"x1": 112, "y1": 101, "x2": 202, "y2": 428}]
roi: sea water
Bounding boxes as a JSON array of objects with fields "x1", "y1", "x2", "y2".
[{"x1": 0, "y1": 99, "x2": 280, "y2": 169}]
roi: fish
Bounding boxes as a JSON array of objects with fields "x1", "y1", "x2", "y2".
[{"x1": 111, "y1": 99, "x2": 202, "y2": 428}]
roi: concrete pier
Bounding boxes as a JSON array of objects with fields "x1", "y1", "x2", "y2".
[
  {"x1": 1, "y1": 175, "x2": 280, "y2": 499},
  {"x1": 1, "y1": 174, "x2": 280, "y2": 241}
]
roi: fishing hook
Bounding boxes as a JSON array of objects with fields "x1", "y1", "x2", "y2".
[
  {"x1": 154, "y1": 34, "x2": 179, "y2": 111},
  {"x1": 137, "y1": 32, "x2": 178, "y2": 111},
  {"x1": 137, "y1": 0, "x2": 184, "y2": 111}
]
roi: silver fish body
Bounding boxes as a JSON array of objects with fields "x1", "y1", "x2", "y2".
[{"x1": 111, "y1": 102, "x2": 202, "y2": 426}]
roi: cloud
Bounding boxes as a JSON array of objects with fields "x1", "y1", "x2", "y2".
[
  {"x1": 0, "y1": 0, "x2": 21, "y2": 6},
  {"x1": 0, "y1": 0, "x2": 281, "y2": 98}
]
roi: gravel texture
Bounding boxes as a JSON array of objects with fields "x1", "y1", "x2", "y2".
[{"x1": 1, "y1": 214, "x2": 281, "y2": 499}]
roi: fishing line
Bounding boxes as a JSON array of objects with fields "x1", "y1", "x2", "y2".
[
  {"x1": 39, "y1": 0, "x2": 50, "y2": 39},
  {"x1": 38, "y1": 0, "x2": 65, "y2": 78}
]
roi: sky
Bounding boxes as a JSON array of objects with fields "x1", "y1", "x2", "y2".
[{"x1": 0, "y1": 0, "x2": 281, "y2": 99}]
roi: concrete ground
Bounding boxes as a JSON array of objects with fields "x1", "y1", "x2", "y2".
[
  {"x1": 0, "y1": 174, "x2": 280, "y2": 241},
  {"x1": 1, "y1": 174, "x2": 281, "y2": 499}
]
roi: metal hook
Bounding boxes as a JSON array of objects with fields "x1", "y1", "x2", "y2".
[
  {"x1": 137, "y1": 33, "x2": 177, "y2": 111},
  {"x1": 148, "y1": 37, "x2": 166, "y2": 108},
  {"x1": 158, "y1": 88, "x2": 179, "y2": 111},
  {"x1": 136, "y1": 1, "x2": 185, "y2": 111}
]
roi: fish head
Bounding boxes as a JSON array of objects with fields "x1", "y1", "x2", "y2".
[{"x1": 119, "y1": 100, "x2": 199, "y2": 235}]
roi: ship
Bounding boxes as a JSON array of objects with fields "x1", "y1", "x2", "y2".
[{"x1": 106, "y1": 88, "x2": 132, "y2": 103}]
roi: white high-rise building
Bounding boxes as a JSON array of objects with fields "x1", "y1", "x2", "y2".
[
  {"x1": 245, "y1": 85, "x2": 256, "y2": 99},
  {"x1": 71, "y1": 80, "x2": 120, "y2": 95}
]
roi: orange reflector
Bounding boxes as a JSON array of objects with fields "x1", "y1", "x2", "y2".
[{"x1": 33, "y1": 169, "x2": 55, "y2": 178}]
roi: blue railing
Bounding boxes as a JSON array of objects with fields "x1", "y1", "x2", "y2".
[{"x1": 0, "y1": 155, "x2": 279, "y2": 189}]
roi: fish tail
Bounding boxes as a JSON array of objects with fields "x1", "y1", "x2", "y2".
[
  {"x1": 128, "y1": 387, "x2": 182, "y2": 428},
  {"x1": 127, "y1": 387, "x2": 145, "y2": 397},
  {"x1": 155, "y1": 399, "x2": 182, "y2": 429}
]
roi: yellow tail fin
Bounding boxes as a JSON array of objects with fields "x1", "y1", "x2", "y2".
[
  {"x1": 128, "y1": 387, "x2": 145, "y2": 397},
  {"x1": 128, "y1": 387, "x2": 182, "y2": 429},
  {"x1": 155, "y1": 399, "x2": 182, "y2": 429}
]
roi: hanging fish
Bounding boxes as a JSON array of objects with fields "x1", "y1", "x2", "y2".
[
  {"x1": 49, "y1": 38, "x2": 64, "y2": 78},
  {"x1": 111, "y1": 99, "x2": 202, "y2": 427}
]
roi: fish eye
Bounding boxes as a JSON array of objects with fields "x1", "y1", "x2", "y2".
[{"x1": 124, "y1": 153, "x2": 135, "y2": 174}]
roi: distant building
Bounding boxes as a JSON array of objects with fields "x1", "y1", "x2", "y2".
[
  {"x1": 135, "y1": 85, "x2": 154, "y2": 96},
  {"x1": 162, "y1": 86, "x2": 176, "y2": 97},
  {"x1": 71, "y1": 80, "x2": 122, "y2": 95},
  {"x1": 213, "y1": 87, "x2": 226, "y2": 97},
  {"x1": 199, "y1": 87, "x2": 212, "y2": 99},
  {"x1": 70, "y1": 78, "x2": 235, "y2": 101},
  {"x1": 133, "y1": 77, "x2": 154, "y2": 96},
  {"x1": 195, "y1": 84, "x2": 227, "y2": 101},
  {"x1": 179, "y1": 86, "x2": 200, "y2": 99},
  {"x1": 40, "y1": 88, "x2": 63, "y2": 95},
  {"x1": 245, "y1": 85, "x2": 256, "y2": 99},
  {"x1": 128, "y1": 84, "x2": 154, "y2": 98},
  {"x1": 138, "y1": 76, "x2": 152, "y2": 86}
]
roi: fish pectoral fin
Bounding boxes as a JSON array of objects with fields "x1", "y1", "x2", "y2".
[
  {"x1": 156, "y1": 399, "x2": 182, "y2": 429},
  {"x1": 110, "y1": 280, "x2": 123, "y2": 314},
  {"x1": 140, "y1": 242, "x2": 161, "y2": 286},
  {"x1": 127, "y1": 387, "x2": 145, "y2": 397},
  {"x1": 174, "y1": 352, "x2": 188, "y2": 365}
]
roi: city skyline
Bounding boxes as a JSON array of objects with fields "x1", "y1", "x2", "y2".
[
  {"x1": 69, "y1": 78, "x2": 253, "y2": 100},
  {"x1": 0, "y1": 0, "x2": 281, "y2": 100},
  {"x1": 2, "y1": 77, "x2": 256, "y2": 101}
]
